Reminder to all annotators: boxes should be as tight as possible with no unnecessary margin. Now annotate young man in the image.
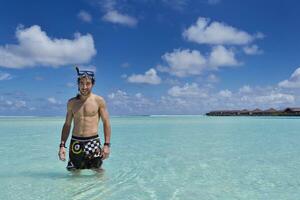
[58,67,111,171]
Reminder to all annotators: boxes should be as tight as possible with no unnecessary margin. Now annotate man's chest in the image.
[73,100,99,117]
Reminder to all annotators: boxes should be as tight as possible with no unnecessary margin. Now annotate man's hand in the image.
[101,145,110,160]
[58,147,66,161]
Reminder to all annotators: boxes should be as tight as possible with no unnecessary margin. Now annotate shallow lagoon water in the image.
[1,116,300,200]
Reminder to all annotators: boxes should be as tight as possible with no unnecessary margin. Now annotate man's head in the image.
[76,67,95,96]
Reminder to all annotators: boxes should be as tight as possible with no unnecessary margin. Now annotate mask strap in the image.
[75,66,80,76]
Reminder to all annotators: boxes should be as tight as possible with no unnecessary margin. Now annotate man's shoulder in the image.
[92,94,104,101]
[92,94,105,105]
[67,96,79,104]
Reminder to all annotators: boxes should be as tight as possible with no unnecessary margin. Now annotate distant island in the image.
[206,107,300,116]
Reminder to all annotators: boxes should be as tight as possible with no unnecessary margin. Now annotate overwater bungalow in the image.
[283,107,300,115]
[206,107,300,116]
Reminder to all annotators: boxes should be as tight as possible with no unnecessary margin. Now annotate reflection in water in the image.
[67,169,108,200]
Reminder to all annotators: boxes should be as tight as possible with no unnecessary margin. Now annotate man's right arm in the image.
[61,100,73,145]
[58,99,73,161]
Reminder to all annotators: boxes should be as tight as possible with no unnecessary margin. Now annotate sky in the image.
[1,0,300,116]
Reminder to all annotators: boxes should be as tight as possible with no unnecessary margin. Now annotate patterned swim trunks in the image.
[67,135,103,170]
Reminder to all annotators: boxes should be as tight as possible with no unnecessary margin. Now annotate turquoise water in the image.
[1,116,300,200]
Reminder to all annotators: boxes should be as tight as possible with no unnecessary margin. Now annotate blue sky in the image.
[1,0,300,116]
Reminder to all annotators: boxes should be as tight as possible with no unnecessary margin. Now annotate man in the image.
[58,67,111,171]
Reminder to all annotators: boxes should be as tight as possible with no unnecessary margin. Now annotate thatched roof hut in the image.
[264,108,277,113]
[252,108,262,113]
[284,107,300,113]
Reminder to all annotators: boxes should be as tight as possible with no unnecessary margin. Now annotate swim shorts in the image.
[67,135,103,170]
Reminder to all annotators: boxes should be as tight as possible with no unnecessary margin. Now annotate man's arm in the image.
[98,97,111,160]
[61,100,73,144]
[58,100,73,161]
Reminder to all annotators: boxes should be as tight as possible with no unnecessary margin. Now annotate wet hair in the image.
[77,75,95,85]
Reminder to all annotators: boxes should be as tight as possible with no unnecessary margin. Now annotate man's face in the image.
[79,77,93,96]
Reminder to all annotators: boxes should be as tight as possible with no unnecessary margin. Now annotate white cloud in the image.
[101,0,116,11]
[102,10,137,27]
[159,47,239,77]
[222,87,295,110]
[0,25,96,68]
[15,100,26,108]
[127,68,161,84]
[159,95,189,108]
[47,97,61,105]
[278,67,300,88]
[5,100,13,105]
[78,10,92,23]
[243,45,263,55]
[159,49,207,77]
[105,81,298,114]
[108,90,129,106]
[219,89,232,98]
[183,17,263,45]
[135,93,142,98]
[239,85,252,93]
[208,45,239,68]
[0,71,13,80]
[107,90,155,114]
[253,93,295,104]
[207,74,219,83]
[168,83,208,98]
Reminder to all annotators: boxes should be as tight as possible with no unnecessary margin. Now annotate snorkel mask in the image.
[75,66,95,85]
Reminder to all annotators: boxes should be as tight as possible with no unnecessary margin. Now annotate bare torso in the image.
[70,93,101,137]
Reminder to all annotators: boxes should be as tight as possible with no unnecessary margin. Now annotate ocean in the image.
[0,116,300,200]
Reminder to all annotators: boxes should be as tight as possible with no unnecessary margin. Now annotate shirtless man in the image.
[58,67,111,171]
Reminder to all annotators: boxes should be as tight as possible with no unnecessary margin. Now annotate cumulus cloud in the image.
[108,90,129,106]
[15,100,26,108]
[239,85,252,93]
[183,17,263,45]
[208,45,240,67]
[158,49,207,77]
[0,25,96,68]
[127,68,161,84]
[100,0,117,11]
[252,93,295,105]
[207,74,219,83]
[168,83,208,98]
[107,90,155,114]
[243,45,263,55]
[78,10,92,23]
[5,100,13,105]
[158,46,239,77]
[0,71,13,80]
[278,67,300,88]
[47,97,61,105]
[227,88,295,110]
[102,10,137,27]
[162,84,297,113]
[218,89,232,98]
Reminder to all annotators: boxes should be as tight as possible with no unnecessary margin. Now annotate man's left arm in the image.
[98,97,111,160]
